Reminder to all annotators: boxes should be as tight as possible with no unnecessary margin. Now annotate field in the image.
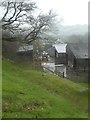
[2,59,88,118]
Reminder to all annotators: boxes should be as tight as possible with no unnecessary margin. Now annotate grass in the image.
[2,59,88,118]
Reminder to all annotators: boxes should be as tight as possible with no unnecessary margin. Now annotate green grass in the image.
[2,59,88,118]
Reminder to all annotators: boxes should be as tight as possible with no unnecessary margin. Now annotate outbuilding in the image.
[54,44,68,65]
[67,43,88,71]
[16,44,33,61]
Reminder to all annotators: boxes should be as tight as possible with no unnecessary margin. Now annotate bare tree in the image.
[1,0,37,32]
[0,1,58,43]
[23,10,57,43]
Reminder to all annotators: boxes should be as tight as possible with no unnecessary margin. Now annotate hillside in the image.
[59,24,88,36]
[2,59,88,118]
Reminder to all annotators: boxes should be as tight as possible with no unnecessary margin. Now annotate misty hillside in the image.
[59,24,88,36]
[57,24,88,43]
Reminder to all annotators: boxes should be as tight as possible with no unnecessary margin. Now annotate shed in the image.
[48,47,55,57]
[16,44,33,61]
[67,43,88,70]
[54,44,68,65]
[17,45,33,53]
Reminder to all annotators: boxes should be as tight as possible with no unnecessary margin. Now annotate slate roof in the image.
[68,43,88,59]
[54,44,67,53]
[17,45,33,52]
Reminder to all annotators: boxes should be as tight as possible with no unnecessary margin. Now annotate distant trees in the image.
[66,33,88,43]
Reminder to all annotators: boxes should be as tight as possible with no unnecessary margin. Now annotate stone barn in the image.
[3,41,19,60]
[54,44,68,65]
[16,44,33,62]
[67,43,88,71]
[48,46,55,57]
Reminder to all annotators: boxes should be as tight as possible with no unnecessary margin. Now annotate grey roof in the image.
[54,44,67,53]
[17,45,33,52]
[68,43,88,59]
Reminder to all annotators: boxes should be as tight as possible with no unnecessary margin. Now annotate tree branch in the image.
[8,2,17,22]
[2,2,10,21]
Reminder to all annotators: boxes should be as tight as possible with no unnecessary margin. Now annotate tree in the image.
[1,0,36,32]
[0,1,58,44]
[23,10,57,43]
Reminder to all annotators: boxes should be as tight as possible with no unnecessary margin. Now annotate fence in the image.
[42,65,66,78]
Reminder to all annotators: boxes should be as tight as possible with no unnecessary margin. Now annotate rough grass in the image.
[2,59,88,118]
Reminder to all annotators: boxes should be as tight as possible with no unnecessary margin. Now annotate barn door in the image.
[73,58,77,69]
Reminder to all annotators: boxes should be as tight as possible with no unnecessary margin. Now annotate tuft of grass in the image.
[2,59,88,118]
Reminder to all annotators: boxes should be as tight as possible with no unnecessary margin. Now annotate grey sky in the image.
[34,0,88,25]
[0,0,88,25]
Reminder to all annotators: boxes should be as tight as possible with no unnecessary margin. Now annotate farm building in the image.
[48,38,65,57]
[3,41,19,60]
[54,44,68,65]
[16,44,33,61]
[67,43,88,71]
[47,42,89,80]
[48,46,55,57]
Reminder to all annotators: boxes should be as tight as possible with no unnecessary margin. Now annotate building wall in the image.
[76,59,88,70]
[48,47,55,57]
[3,41,33,62]
[66,45,89,70]
[66,45,75,66]
[55,50,68,65]
[2,41,19,60]
[16,50,33,62]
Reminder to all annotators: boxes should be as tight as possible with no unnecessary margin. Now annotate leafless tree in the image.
[0,1,58,43]
[23,10,57,43]
[1,0,36,32]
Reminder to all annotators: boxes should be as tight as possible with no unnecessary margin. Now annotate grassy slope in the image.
[2,59,88,118]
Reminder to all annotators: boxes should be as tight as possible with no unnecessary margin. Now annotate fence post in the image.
[63,72,64,78]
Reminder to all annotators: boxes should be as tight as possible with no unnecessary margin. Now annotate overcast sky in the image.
[0,0,89,26]
[34,0,89,25]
